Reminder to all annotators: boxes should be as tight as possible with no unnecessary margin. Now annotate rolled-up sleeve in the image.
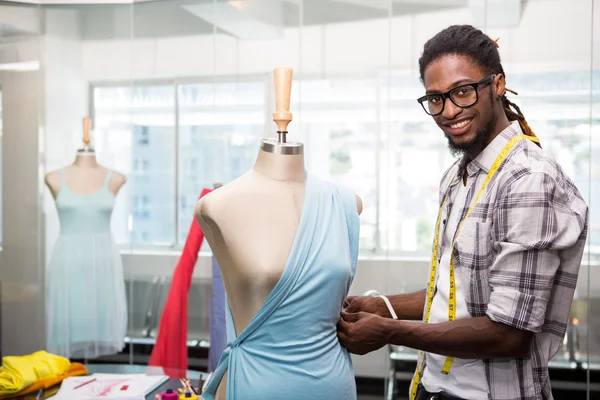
[486,171,588,333]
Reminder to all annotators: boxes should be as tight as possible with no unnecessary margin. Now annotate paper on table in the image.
[52,374,168,400]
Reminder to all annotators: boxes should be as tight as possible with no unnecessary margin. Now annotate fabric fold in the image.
[0,362,87,399]
[0,351,72,396]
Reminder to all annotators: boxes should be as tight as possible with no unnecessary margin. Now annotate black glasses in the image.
[417,74,495,116]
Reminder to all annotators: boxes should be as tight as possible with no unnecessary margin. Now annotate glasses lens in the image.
[450,85,477,107]
[425,94,443,115]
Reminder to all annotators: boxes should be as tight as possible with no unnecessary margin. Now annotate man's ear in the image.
[495,74,506,97]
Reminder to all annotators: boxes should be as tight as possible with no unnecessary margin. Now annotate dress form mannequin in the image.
[45,117,126,198]
[45,117,128,359]
[195,67,362,399]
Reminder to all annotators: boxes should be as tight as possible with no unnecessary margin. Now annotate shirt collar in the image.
[464,120,522,176]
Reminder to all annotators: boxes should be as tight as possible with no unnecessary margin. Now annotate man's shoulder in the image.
[508,140,569,181]
[501,139,585,205]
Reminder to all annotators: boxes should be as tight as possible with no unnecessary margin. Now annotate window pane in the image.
[507,71,599,250]
[295,78,378,252]
[93,85,176,246]
[177,80,266,244]
[381,74,455,254]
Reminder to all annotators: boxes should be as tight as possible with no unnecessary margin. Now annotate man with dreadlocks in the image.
[337,25,588,400]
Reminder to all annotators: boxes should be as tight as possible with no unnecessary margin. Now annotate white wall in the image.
[0,6,91,356]
[0,67,44,357]
[0,4,44,356]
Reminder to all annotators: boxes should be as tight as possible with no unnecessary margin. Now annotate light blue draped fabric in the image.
[202,174,359,400]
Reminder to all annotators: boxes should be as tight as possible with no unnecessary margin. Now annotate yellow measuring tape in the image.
[409,134,539,399]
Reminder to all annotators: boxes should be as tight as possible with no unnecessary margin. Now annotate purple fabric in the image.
[208,255,227,372]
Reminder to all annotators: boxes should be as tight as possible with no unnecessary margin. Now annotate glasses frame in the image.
[417,74,496,116]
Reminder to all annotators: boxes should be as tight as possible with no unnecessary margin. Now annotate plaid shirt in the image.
[426,121,588,400]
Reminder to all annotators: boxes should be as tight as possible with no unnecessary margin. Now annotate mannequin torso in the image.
[195,147,362,399]
[196,148,362,335]
[45,153,126,199]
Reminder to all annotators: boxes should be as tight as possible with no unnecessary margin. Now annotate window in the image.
[132,195,150,219]
[92,73,600,256]
[136,126,149,146]
[93,85,175,246]
[177,80,266,243]
[183,158,198,181]
[293,78,379,252]
[180,196,187,211]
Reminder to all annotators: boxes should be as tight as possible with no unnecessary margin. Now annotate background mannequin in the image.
[44,117,127,360]
[45,118,125,198]
[196,67,362,399]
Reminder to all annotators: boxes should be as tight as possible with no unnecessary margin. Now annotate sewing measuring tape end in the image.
[361,290,398,320]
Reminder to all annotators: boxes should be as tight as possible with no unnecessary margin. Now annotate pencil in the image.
[186,379,198,395]
[180,378,196,395]
[74,377,97,389]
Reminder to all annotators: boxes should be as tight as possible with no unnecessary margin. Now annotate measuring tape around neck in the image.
[409,134,539,400]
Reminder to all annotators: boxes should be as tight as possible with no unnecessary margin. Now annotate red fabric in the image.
[149,188,212,377]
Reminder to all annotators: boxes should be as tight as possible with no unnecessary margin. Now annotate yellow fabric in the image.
[0,351,70,395]
[0,362,87,400]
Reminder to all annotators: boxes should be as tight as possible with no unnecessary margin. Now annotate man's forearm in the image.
[384,316,532,359]
[384,289,426,320]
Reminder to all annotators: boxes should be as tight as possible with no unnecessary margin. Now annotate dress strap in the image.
[103,170,112,188]
[60,168,66,186]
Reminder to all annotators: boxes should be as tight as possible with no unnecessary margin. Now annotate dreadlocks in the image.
[418,24,538,141]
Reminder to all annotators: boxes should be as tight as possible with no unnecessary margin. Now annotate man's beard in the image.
[446,117,495,161]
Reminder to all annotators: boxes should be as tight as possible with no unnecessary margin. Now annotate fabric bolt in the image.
[208,255,227,372]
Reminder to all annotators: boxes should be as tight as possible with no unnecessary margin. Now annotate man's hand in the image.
[337,311,389,355]
[343,296,391,317]
[343,289,427,321]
